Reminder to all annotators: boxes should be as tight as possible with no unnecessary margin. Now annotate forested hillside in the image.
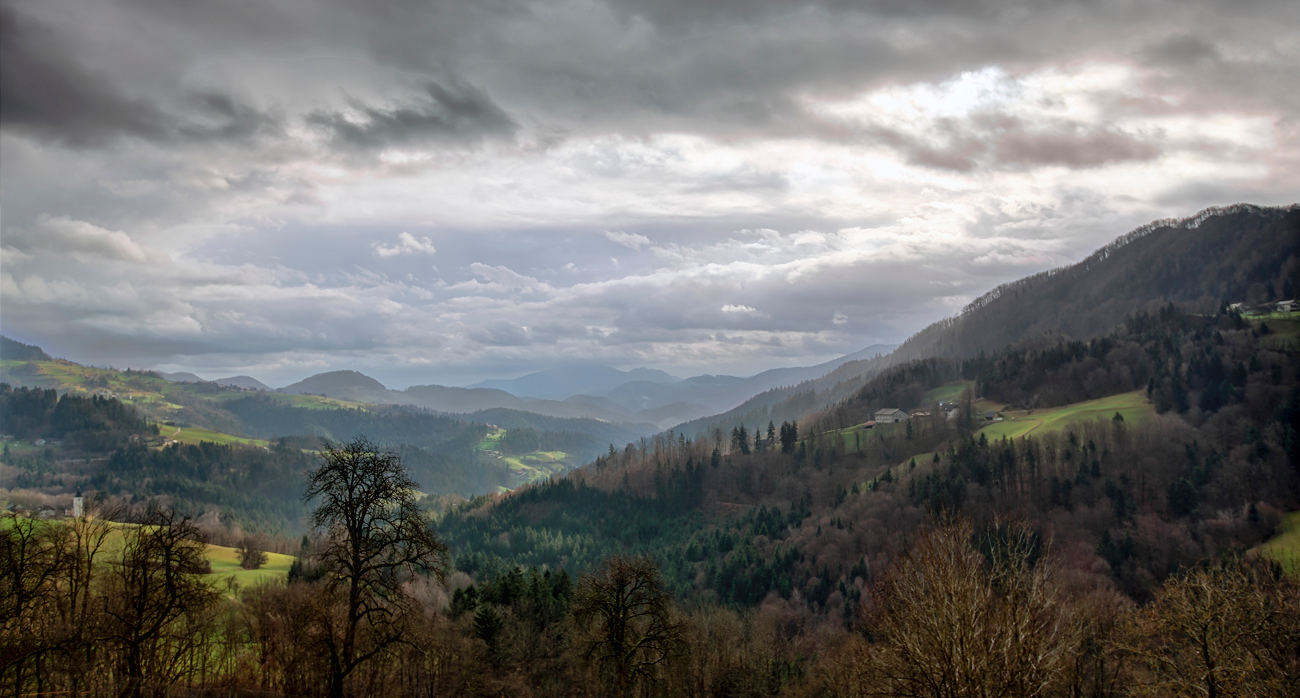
[0,378,626,530]
[891,203,1299,363]
[442,307,1299,603]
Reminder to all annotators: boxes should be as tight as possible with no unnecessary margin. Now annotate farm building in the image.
[874,408,909,423]
[1278,299,1297,312]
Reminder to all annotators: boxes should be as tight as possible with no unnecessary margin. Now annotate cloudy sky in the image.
[1,0,1297,388]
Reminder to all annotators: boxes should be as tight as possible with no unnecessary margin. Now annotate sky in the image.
[1,0,1298,389]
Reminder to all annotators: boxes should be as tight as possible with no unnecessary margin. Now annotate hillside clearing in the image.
[977,391,1152,440]
[157,423,271,448]
[923,380,972,404]
[1257,511,1300,576]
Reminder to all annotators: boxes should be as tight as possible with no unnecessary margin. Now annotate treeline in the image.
[6,511,1297,697]
[0,384,157,451]
[966,305,1293,417]
[97,440,316,531]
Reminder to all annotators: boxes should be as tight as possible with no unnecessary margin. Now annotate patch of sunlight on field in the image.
[978,391,1153,440]
[157,423,269,448]
[476,427,505,451]
[205,543,295,591]
[1256,511,1300,576]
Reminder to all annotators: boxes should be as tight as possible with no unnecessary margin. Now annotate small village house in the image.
[874,408,908,424]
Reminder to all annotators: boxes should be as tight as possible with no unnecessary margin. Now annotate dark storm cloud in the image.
[307,81,517,151]
[601,0,1013,28]
[0,5,168,147]
[0,5,280,148]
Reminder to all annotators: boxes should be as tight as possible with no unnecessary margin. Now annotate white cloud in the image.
[603,230,652,250]
[721,303,757,313]
[372,232,437,257]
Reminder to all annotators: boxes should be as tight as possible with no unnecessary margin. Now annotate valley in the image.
[3,204,1299,696]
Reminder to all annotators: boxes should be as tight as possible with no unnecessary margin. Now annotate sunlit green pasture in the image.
[977,391,1153,440]
[2,516,292,592]
[157,423,271,448]
[476,427,506,451]
[1256,511,1300,576]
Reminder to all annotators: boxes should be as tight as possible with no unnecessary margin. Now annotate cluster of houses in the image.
[4,494,84,521]
[1227,299,1296,314]
[864,402,966,429]
[857,397,998,428]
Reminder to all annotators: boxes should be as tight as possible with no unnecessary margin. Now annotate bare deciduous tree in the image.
[305,436,448,698]
[570,555,682,698]
[865,520,1081,697]
[100,508,219,698]
[1120,557,1300,697]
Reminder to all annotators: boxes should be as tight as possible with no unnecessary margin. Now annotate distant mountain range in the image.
[471,365,678,399]
[270,345,896,428]
[213,375,272,391]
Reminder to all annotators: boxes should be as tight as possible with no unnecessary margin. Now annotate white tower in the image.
[72,493,84,519]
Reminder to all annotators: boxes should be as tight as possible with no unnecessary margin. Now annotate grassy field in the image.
[205,542,294,590]
[503,450,569,477]
[977,391,1152,440]
[471,428,571,490]
[1,516,292,592]
[923,380,972,404]
[1256,511,1300,576]
[158,423,271,448]
[476,427,505,451]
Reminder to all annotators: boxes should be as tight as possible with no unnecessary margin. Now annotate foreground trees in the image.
[4,504,1299,696]
[101,510,219,698]
[1121,558,1300,697]
[571,555,682,697]
[305,436,449,698]
[863,521,1082,697]
[1,508,216,698]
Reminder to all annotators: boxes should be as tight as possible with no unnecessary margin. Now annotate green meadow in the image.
[2,516,293,592]
[977,391,1153,440]
[1257,511,1300,576]
[204,542,295,590]
[158,423,271,448]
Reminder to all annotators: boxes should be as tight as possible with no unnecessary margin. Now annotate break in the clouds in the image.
[1,0,1297,387]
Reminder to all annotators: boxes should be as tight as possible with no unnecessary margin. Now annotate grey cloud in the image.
[0,5,170,147]
[875,113,1163,172]
[0,5,280,147]
[1144,34,1221,65]
[602,0,1013,29]
[468,322,533,347]
[307,81,517,151]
